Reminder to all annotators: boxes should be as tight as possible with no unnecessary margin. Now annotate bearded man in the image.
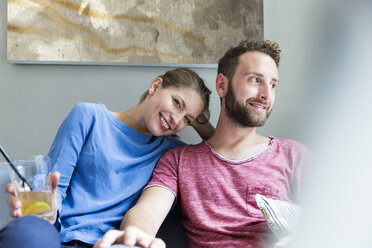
[95,40,310,248]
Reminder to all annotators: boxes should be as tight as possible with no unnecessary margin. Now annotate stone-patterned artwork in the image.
[7,0,263,65]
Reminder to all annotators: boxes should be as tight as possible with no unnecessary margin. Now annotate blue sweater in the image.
[48,102,185,244]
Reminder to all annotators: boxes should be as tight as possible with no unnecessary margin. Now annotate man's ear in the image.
[216,73,228,98]
[148,77,163,96]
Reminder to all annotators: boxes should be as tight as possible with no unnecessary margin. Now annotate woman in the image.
[2,68,213,248]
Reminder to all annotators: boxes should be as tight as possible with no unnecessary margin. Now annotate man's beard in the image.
[225,84,272,127]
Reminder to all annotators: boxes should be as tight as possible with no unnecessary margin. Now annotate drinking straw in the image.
[0,144,33,190]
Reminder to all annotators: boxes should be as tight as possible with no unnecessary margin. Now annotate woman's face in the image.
[144,83,204,136]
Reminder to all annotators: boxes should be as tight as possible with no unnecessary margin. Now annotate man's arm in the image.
[121,186,175,235]
[94,186,175,248]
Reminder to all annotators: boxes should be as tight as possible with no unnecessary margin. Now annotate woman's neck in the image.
[110,104,150,135]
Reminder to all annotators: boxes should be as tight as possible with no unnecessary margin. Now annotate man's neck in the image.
[207,115,271,161]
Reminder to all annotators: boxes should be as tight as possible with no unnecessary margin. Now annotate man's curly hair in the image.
[218,40,281,82]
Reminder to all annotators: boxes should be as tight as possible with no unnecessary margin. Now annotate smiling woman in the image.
[2,68,213,248]
[143,85,204,136]
[113,68,210,137]
[139,68,211,124]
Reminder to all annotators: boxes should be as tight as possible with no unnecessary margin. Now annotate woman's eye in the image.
[174,99,181,108]
[184,116,191,125]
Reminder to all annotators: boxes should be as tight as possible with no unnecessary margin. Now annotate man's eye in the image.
[251,77,259,83]
[174,99,181,108]
[271,83,277,88]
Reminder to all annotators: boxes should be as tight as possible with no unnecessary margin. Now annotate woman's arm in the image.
[48,103,91,213]
[191,116,215,140]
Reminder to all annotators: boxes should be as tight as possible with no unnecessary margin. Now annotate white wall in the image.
[289,0,372,247]
[266,1,372,247]
[262,0,316,141]
[0,0,314,228]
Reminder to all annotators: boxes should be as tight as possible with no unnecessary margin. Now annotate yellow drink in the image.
[17,191,53,220]
[7,155,55,221]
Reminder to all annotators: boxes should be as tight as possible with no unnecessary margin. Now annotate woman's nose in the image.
[170,113,185,127]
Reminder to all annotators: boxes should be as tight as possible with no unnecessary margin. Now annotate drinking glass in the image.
[6,155,54,221]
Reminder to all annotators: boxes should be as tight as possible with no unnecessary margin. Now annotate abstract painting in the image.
[7,0,263,65]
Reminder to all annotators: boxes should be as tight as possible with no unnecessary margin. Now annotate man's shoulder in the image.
[163,141,206,156]
[162,136,187,150]
[270,137,311,169]
[157,141,209,169]
[273,137,310,153]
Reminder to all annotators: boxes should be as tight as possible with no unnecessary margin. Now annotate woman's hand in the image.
[5,181,22,218]
[5,171,60,224]
[49,171,60,223]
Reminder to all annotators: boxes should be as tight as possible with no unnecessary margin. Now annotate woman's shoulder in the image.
[69,102,107,117]
[72,102,104,111]
[64,102,107,125]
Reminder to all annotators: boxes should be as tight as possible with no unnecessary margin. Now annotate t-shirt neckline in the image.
[203,136,275,164]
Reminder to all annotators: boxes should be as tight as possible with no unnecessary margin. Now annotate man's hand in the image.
[5,171,60,223]
[94,226,165,248]
[95,187,173,248]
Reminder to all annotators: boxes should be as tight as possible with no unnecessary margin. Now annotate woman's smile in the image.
[159,113,170,131]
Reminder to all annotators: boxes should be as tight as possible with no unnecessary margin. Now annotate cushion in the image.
[255,194,303,238]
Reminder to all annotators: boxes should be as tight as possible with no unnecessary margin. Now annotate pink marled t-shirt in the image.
[147,137,309,248]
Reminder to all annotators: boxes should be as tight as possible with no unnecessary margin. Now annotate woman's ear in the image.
[216,73,228,98]
[148,77,163,96]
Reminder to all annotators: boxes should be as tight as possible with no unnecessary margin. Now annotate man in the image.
[94,40,309,248]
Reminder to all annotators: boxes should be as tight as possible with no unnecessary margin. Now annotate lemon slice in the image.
[23,201,51,215]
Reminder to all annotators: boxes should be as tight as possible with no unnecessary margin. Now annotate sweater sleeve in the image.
[48,103,93,210]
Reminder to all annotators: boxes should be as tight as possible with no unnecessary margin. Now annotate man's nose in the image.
[258,83,270,100]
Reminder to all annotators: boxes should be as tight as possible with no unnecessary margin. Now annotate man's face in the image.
[225,51,279,127]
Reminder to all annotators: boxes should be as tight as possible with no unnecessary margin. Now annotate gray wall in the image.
[0,0,314,228]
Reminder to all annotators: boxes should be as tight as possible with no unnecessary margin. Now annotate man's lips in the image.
[159,114,170,131]
[248,102,267,112]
